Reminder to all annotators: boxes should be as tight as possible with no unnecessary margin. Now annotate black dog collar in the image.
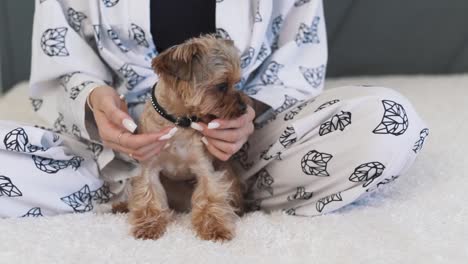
[150,84,199,128]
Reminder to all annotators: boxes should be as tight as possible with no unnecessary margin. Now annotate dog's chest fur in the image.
[140,103,208,182]
[155,131,205,181]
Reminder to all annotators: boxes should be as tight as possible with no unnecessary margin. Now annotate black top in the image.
[150,0,216,53]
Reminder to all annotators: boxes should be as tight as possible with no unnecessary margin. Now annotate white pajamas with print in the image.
[234,85,427,216]
[0,0,428,217]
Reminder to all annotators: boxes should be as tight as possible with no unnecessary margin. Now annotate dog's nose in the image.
[238,102,247,113]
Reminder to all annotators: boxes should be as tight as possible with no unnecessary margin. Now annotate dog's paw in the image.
[130,209,171,240]
[131,216,169,240]
[192,211,235,242]
[111,202,129,214]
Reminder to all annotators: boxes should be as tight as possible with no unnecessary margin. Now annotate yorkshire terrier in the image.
[118,35,250,242]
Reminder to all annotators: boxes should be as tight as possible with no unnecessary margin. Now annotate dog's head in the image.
[151,35,251,121]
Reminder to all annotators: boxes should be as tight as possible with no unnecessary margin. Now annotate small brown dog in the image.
[122,35,250,241]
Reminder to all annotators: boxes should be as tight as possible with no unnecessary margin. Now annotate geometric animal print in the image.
[3,127,45,153]
[102,0,119,8]
[40,27,69,57]
[22,207,43,217]
[261,61,284,85]
[32,155,84,174]
[295,16,320,46]
[241,47,255,69]
[314,99,340,112]
[301,150,333,177]
[255,169,274,196]
[373,100,409,136]
[0,175,22,197]
[412,128,429,153]
[70,81,93,100]
[299,64,325,88]
[118,64,145,90]
[130,23,149,48]
[287,187,313,201]
[319,111,352,136]
[279,126,297,148]
[349,161,386,188]
[316,192,342,213]
[67,8,87,32]
[107,29,129,52]
[60,185,93,213]
[294,0,311,7]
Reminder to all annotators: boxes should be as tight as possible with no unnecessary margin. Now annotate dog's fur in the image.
[118,35,250,242]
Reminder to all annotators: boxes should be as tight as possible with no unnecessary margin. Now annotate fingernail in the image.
[201,137,209,145]
[163,143,171,149]
[168,127,178,135]
[191,122,203,131]
[159,134,172,140]
[159,127,178,141]
[122,119,137,133]
[207,122,220,129]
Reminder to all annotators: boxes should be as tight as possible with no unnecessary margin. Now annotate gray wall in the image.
[0,52,2,91]
[1,0,468,93]
[324,0,468,76]
[0,0,34,94]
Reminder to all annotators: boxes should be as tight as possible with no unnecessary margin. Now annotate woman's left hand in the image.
[192,105,255,161]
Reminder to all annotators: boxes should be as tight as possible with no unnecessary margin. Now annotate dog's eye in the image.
[217,83,228,92]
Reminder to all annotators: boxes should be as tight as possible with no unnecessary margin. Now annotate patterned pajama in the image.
[0,121,105,217]
[0,0,429,217]
[234,85,428,216]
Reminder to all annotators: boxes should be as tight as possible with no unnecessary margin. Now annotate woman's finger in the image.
[133,141,166,157]
[198,127,242,142]
[94,111,132,143]
[139,144,166,161]
[205,105,255,130]
[94,110,123,142]
[98,119,175,149]
[103,140,166,161]
[197,122,253,142]
[201,137,231,161]
[119,127,177,149]
[90,86,137,133]
[99,96,138,133]
[203,137,243,155]
[102,140,135,156]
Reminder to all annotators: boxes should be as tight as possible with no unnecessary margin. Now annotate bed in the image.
[0,74,466,263]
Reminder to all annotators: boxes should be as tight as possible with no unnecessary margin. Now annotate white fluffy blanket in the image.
[0,75,466,264]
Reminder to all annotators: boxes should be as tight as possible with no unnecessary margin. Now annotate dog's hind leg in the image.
[128,166,172,240]
[190,158,239,242]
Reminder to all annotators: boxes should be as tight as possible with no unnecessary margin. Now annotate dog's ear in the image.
[151,41,204,81]
[221,39,235,47]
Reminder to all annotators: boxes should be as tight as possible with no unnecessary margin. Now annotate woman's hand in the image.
[88,86,176,161]
[192,105,255,161]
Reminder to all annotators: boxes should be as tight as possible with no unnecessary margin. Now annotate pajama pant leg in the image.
[0,121,106,218]
[233,86,429,216]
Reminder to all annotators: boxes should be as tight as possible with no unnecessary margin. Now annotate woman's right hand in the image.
[88,86,176,161]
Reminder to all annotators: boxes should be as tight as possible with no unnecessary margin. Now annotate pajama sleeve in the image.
[29,0,112,141]
[241,0,328,111]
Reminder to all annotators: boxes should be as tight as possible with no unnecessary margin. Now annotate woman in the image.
[0,0,428,217]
